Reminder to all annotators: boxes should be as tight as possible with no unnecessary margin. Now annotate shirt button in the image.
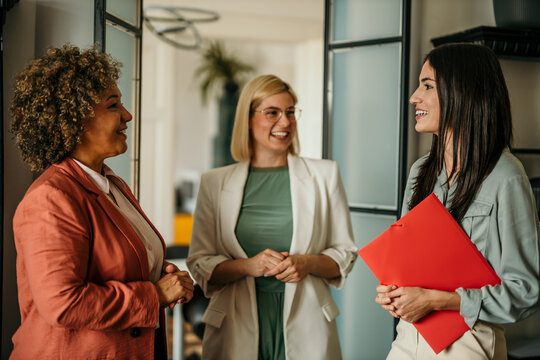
[130,327,141,338]
[147,245,152,251]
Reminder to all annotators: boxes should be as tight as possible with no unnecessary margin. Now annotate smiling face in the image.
[250,92,297,166]
[72,85,132,172]
[410,61,440,135]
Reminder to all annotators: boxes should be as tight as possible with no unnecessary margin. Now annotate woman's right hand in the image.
[208,249,288,286]
[155,270,194,308]
[375,284,460,323]
[246,249,288,278]
[375,284,399,318]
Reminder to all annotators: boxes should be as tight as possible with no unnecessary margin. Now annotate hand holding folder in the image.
[358,193,501,354]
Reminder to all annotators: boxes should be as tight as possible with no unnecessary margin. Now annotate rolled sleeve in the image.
[188,255,230,296]
[320,162,357,289]
[187,172,232,297]
[460,174,540,326]
[321,247,357,288]
[456,287,483,328]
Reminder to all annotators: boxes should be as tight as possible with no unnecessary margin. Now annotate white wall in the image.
[2,0,94,356]
[34,0,95,56]
[139,39,178,244]
[295,38,324,159]
[502,59,540,178]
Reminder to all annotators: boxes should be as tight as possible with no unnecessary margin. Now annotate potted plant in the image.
[194,40,254,167]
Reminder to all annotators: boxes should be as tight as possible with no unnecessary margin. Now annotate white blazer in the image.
[187,155,357,360]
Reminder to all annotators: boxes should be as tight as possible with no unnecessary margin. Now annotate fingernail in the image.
[391,285,397,290]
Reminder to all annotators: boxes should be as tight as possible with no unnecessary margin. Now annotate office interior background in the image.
[2,0,540,359]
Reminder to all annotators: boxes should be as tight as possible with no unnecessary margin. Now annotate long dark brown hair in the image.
[409,43,512,222]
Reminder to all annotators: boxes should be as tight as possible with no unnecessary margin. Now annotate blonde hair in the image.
[230,74,300,162]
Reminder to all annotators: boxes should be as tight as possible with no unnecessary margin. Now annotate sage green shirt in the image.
[235,166,293,292]
[403,150,540,328]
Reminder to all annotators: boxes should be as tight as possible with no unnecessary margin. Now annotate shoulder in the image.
[14,165,87,220]
[405,153,430,183]
[23,164,82,199]
[302,156,337,169]
[198,162,249,199]
[480,150,529,191]
[292,156,338,175]
[289,156,343,193]
[488,150,527,178]
[201,162,245,183]
[410,153,430,175]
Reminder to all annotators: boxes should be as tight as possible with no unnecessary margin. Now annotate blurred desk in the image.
[174,214,193,246]
[165,246,204,360]
[508,338,540,359]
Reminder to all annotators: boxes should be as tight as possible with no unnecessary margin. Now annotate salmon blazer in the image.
[187,155,358,360]
[11,158,165,360]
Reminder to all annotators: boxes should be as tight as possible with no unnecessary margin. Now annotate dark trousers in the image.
[154,328,167,360]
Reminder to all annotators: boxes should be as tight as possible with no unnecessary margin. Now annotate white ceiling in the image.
[143,0,325,43]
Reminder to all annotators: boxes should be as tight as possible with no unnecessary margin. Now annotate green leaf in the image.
[194,40,255,104]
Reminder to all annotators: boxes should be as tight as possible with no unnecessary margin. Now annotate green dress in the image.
[235,166,293,360]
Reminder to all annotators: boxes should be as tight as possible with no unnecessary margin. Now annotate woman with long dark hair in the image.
[376,43,539,359]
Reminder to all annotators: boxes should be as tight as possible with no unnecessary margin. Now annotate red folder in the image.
[358,193,501,354]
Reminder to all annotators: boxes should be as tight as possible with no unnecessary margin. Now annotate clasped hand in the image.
[155,262,194,309]
[375,285,433,323]
[249,249,310,283]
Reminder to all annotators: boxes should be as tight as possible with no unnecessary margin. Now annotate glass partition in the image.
[333,0,402,42]
[331,43,402,210]
[107,0,138,26]
[332,212,396,359]
[104,24,138,185]
[324,0,410,357]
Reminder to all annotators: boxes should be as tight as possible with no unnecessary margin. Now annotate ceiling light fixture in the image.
[143,6,219,50]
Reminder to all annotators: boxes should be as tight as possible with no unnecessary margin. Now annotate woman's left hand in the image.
[265,254,310,283]
[162,261,180,276]
[162,261,191,309]
[381,286,434,323]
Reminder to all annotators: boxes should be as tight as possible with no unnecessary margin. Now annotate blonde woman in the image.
[187,75,357,360]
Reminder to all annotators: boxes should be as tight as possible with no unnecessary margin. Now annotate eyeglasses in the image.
[251,107,302,122]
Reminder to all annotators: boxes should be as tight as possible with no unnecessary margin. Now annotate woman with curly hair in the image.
[10,44,194,359]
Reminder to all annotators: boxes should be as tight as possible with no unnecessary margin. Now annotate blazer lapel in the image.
[284,155,315,326]
[288,155,315,255]
[95,193,150,279]
[220,162,250,259]
[219,161,259,331]
[106,170,167,254]
[56,159,150,280]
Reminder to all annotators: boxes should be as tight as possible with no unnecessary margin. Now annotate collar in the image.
[71,158,110,194]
